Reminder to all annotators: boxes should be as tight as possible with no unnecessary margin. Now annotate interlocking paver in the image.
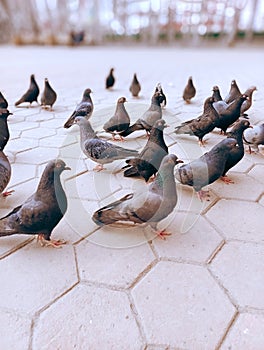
[0,243,77,314]
[132,261,235,349]
[32,284,143,349]
[0,309,31,350]
[206,199,264,242]
[210,241,264,309]
[221,313,264,350]
[152,212,223,263]
[76,240,155,288]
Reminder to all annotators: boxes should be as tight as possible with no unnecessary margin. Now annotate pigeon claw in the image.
[37,234,67,248]
[156,230,171,240]
[2,189,14,197]
[93,164,105,172]
[221,176,234,184]
[197,190,210,202]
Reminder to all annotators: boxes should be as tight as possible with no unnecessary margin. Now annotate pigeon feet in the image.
[93,164,105,172]
[2,189,14,197]
[156,230,171,240]
[37,234,67,248]
[197,190,210,202]
[221,176,234,184]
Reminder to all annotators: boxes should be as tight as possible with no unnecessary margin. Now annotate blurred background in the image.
[0,0,263,46]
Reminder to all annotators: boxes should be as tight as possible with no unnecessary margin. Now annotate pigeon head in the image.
[222,138,239,151]
[52,159,71,173]
[30,74,36,80]
[160,154,183,170]
[118,97,127,104]
[212,86,219,92]
[83,88,92,97]
[152,119,168,131]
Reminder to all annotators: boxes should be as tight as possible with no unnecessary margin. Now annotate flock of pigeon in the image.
[0,67,262,246]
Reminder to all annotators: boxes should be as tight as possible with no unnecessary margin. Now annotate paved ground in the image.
[0,45,263,349]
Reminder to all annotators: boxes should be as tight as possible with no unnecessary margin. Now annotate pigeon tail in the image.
[119,122,144,137]
[174,124,193,135]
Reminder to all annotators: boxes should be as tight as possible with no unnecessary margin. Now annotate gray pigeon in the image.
[174,97,219,146]
[212,85,229,114]
[0,109,12,151]
[64,88,93,128]
[222,119,251,183]
[41,78,57,110]
[0,91,8,108]
[243,123,264,153]
[103,97,130,141]
[105,68,115,89]
[123,119,168,182]
[183,76,196,103]
[0,150,12,197]
[92,154,183,238]
[15,74,39,107]
[155,83,167,108]
[120,91,163,137]
[74,117,139,171]
[129,73,141,97]
[215,94,248,134]
[240,86,257,116]
[0,159,70,247]
[224,80,241,104]
[175,138,238,201]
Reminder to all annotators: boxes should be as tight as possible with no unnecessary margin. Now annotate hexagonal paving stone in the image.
[221,313,264,350]
[132,261,235,349]
[65,170,122,201]
[0,309,31,350]
[76,241,155,288]
[205,199,264,242]
[9,163,37,187]
[248,164,264,184]
[152,212,223,263]
[32,284,143,349]
[0,242,77,315]
[21,127,57,139]
[210,241,264,309]
[15,147,59,164]
[5,137,39,154]
[211,175,263,201]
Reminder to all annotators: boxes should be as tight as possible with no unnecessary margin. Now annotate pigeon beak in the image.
[177,159,184,164]
[64,166,71,171]
[164,124,169,128]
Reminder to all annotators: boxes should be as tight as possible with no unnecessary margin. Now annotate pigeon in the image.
[129,73,141,97]
[41,78,57,110]
[64,88,93,128]
[240,86,257,116]
[212,85,230,114]
[92,154,183,239]
[215,94,248,134]
[15,74,39,107]
[155,83,167,108]
[224,79,241,104]
[120,91,163,137]
[243,123,264,153]
[0,159,70,247]
[103,97,130,141]
[175,138,239,201]
[221,119,251,183]
[123,119,168,182]
[105,68,115,89]
[0,150,12,197]
[0,109,12,151]
[0,91,8,108]
[182,76,196,103]
[74,117,139,171]
[174,97,219,146]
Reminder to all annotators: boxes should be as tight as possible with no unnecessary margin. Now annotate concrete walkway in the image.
[0,45,263,349]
